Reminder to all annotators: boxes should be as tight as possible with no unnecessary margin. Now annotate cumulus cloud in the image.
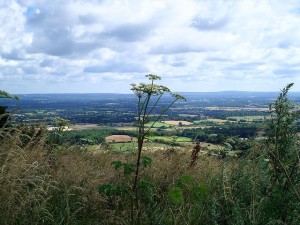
[1,0,300,93]
[84,59,148,73]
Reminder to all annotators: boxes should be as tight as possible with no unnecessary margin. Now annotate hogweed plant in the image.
[130,74,186,223]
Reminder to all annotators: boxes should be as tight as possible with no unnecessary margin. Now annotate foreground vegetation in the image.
[1,82,300,224]
[1,125,299,224]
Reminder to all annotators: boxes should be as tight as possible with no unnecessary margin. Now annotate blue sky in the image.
[1,0,300,93]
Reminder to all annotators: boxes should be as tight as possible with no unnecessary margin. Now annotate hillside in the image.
[0,84,299,224]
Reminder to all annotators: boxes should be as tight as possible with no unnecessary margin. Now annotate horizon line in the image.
[12,90,298,95]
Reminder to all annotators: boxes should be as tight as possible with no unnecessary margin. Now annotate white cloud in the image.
[1,0,300,93]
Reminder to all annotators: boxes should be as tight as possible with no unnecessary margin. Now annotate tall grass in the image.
[1,125,299,224]
[0,126,56,224]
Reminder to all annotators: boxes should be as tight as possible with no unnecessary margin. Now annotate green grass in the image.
[87,135,191,153]
[87,142,172,152]
[149,136,191,142]
[193,119,227,124]
[144,121,173,128]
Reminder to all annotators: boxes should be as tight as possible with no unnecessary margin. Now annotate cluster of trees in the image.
[171,123,259,144]
[61,128,136,145]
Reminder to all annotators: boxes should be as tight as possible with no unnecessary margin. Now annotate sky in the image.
[1,0,300,94]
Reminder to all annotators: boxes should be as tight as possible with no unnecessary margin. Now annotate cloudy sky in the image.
[1,0,300,94]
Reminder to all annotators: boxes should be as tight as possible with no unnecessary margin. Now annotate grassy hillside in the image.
[0,124,299,224]
[1,83,299,224]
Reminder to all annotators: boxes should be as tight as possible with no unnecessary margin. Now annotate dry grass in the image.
[105,135,137,143]
[0,126,226,224]
[162,120,192,125]
[0,127,56,224]
[73,124,100,130]
[143,148,223,188]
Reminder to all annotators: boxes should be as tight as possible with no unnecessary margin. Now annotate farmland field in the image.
[74,124,101,130]
[105,135,136,143]
[144,121,173,128]
[178,114,198,117]
[193,118,228,124]
[115,126,137,131]
[149,136,191,142]
[88,142,180,152]
[162,120,192,126]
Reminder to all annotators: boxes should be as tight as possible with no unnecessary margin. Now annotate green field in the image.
[149,136,191,142]
[193,118,228,124]
[200,142,222,150]
[88,142,175,152]
[144,121,173,128]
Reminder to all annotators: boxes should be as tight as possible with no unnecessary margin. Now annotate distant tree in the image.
[48,117,71,146]
[0,90,19,128]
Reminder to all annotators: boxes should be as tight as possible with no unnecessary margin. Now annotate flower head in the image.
[171,93,186,101]
[145,74,161,81]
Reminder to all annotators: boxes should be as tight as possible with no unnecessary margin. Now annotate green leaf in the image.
[177,175,194,189]
[145,131,155,137]
[139,180,154,189]
[98,184,117,196]
[142,156,152,168]
[190,183,209,203]
[116,183,129,195]
[111,161,123,170]
[123,163,135,175]
[168,187,184,205]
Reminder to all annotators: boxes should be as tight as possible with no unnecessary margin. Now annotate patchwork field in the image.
[109,142,174,152]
